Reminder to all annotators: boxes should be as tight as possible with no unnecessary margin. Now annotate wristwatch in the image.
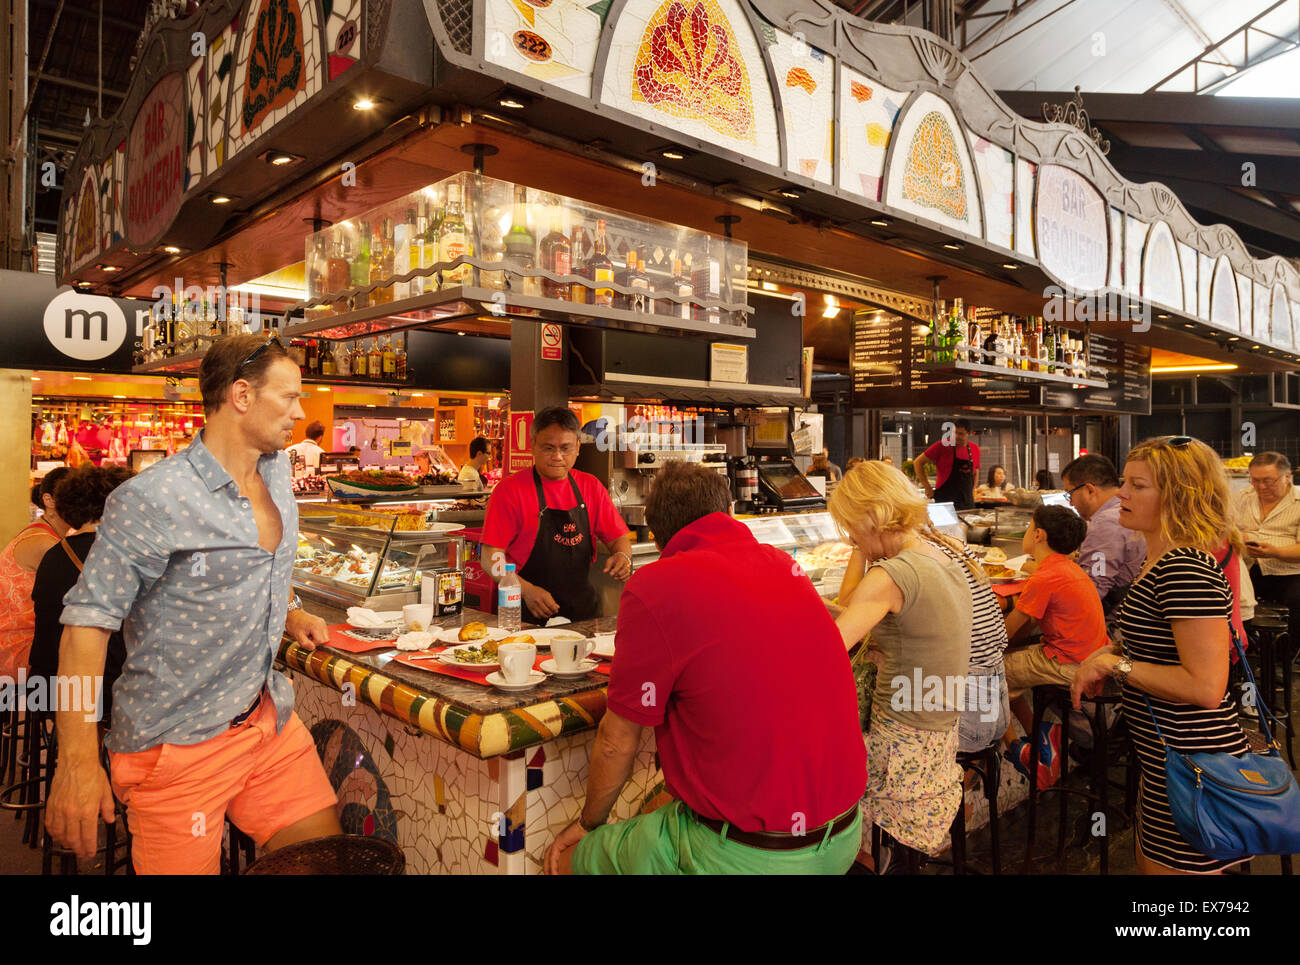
[287,595,303,612]
[1112,655,1133,688]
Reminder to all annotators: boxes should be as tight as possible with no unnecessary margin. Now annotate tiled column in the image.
[496,750,528,875]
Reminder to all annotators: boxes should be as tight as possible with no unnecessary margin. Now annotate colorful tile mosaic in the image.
[186,54,205,189]
[601,0,778,165]
[885,92,981,237]
[1141,220,1182,311]
[968,134,1012,249]
[69,169,99,273]
[1015,158,1035,257]
[205,21,237,170]
[484,0,604,97]
[837,65,903,201]
[766,25,833,182]
[324,0,362,80]
[225,0,322,165]
[1210,256,1240,330]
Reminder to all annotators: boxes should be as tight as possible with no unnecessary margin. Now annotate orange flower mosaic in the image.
[633,0,755,142]
[785,67,816,94]
[902,110,967,221]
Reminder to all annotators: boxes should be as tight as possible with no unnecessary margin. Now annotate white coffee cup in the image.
[497,642,536,684]
[403,604,434,632]
[550,634,595,672]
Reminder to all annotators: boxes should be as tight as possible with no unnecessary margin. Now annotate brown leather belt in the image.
[694,806,858,851]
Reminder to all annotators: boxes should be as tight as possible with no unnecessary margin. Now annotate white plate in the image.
[347,611,404,630]
[486,669,547,691]
[590,633,615,659]
[431,625,510,646]
[525,628,590,650]
[539,658,599,677]
[437,647,500,670]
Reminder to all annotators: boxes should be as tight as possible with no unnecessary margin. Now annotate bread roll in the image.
[983,546,1007,564]
[499,633,536,646]
[459,621,488,641]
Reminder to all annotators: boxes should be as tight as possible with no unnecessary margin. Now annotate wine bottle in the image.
[505,185,538,296]
[350,222,370,310]
[590,219,614,307]
[439,182,472,287]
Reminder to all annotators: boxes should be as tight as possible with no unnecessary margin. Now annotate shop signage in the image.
[438,397,469,407]
[43,290,130,362]
[125,72,186,247]
[540,323,563,360]
[710,342,748,383]
[507,411,534,473]
[1034,165,1108,294]
[3,270,145,373]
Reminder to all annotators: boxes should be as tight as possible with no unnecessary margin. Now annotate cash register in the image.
[754,458,827,513]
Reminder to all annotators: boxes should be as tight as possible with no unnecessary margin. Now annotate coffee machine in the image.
[608,441,730,535]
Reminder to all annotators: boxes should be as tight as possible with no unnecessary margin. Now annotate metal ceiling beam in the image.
[997,88,1300,129]
[33,72,125,99]
[1155,176,1300,249]
[1105,143,1300,198]
[1146,0,1299,94]
[29,0,141,34]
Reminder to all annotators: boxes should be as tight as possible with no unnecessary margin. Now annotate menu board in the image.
[1040,334,1151,414]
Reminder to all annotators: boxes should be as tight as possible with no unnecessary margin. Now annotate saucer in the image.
[486,670,547,691]
[539,658,598,678]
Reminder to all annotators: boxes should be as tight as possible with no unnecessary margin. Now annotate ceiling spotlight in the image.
[73,376,92,381]
[353,98,377,111]
[1228,336,1241,341]
[497,91,530,110]
[822,294,840,319]
[778,187,803,200]
[75,280,91,287]
[1183,323,1194,328]
[100,264,120,272]
[1000,263,1018,270]
[162,245,182,254]
[942,242,963,251]
[261,149,303,166]
[870,218,890,227]
[210,194,232,205]
[457,331,466,336]
[661,149,686,161]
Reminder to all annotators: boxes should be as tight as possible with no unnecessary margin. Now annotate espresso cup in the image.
[497,642,537,684]
[403,604,434,632]
[550,635,596,672]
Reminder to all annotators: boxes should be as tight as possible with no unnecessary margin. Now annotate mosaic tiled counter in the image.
[278,609,665,874]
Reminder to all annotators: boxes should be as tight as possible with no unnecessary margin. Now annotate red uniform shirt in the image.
[922,439,980,490]
[1015,552,1110,663]
[606,513,867,831]
[480,467,629,567]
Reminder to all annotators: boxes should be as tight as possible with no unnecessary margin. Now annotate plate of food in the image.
[326,470,420,498]
[438,642,501,670]
[981,562,1025,582]
[431,621,509,646]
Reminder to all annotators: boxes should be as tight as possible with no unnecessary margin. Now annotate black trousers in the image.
[1246,564,1300,646]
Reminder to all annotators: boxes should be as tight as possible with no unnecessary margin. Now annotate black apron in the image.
[933,444,976,510]
[517,469,598,624]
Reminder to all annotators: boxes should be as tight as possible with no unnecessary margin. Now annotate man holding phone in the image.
[1232,452,1300,646]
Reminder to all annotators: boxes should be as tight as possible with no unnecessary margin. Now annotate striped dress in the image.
[1119,547,1251,872]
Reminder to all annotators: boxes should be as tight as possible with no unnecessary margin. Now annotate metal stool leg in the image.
[1055,695,1069,870]
[1023,688,1046,873]
[1092,700,1110,875]
[985,748,1002,875]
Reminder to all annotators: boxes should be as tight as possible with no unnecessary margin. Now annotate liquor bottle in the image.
[370,219,394,306]
[350,223,370,310]
[395,336,408,380]
[308,237,328,305]
[670,255,693,320]
[382,336,397,378]
[396,206,417,299]
[439,181,472,287]
[982,317,998,367]
[307,339,320,376]
[994,316,1008,368]
[627,250,653,314]
[569,225,589,303]
[368,338,383,379]
[1056,329,1066,370]
[694,244,723,324]
[1036,319,1048,374]
[335,339,351,378]
[590,219,615,308]
[539,204,571,300]
[635,247,655,314]
[967,309,983,365]
[1026,317,1039,373]
[418,201,438,294]
[615,250,636,310]
[946,301,963,363]
[1043,323,1056,375]
[353,340,368,378]
[321,342,336,377]
[504,185,538,296]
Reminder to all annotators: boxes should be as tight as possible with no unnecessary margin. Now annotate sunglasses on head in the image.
[1165,436,1193,449]
[237,335,284,373]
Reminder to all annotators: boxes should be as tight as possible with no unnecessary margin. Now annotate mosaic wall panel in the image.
[767,25,834,183]
[1178,241,1198,319]
[1271,286,1293,349]
[68,169,99,275]
[226,0,324,164]
[1014,158,1035,257]
[484,0,605,98]
[1123,215,1147,299]
[1237,273,1252,343]
[837,65,904,201]
[884,91,982,238]
[108,148,125,249]
[1108,206,1123,289]
[1252,278,1270,342]
[1292,301,1300,351]
[290,671,662,874]
[97,157,117,254]
[968,134,1012,250]
[324,0,363,80]
[205,21,238,170]
[1210,256,1240,331]
[1141,220,1181,311]
[186,54,205,189]
[601,0,780,166]
[1198,252,1213,320]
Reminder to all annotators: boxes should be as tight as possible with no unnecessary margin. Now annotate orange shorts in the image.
[108,693,338,875]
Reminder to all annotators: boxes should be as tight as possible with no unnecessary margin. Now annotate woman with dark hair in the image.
[1035,469,1056,491]
[975,465,1008,501]
[0,468,72,676]
[30,465,134,723]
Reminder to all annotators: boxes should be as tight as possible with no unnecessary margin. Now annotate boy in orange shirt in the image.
[1002,505,1110,786]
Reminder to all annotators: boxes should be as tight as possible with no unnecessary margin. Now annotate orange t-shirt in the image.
[1014,553,1109,663]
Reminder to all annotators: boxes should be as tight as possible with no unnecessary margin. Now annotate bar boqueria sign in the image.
[61,0,1300,354]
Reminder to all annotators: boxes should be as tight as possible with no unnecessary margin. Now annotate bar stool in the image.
[0,710,52,848]
[1023,685,1135,874]
[224,820,258,875]
[243,835,405,874]
[950,740,1003,874]
[1246,611,1294,768]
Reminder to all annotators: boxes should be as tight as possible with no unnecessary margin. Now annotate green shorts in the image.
[571,800,861,875]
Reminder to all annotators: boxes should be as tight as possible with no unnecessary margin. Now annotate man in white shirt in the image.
[1232,450,1300,644]
[458,436,490,490]
[285,421,326,470]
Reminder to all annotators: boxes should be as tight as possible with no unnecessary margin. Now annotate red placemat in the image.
[324,625,400,654]
[991,581,1027,598]
[391,648,553,685]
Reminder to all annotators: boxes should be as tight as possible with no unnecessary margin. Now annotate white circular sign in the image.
[44,289,128,361]
[1035,164,1109,294]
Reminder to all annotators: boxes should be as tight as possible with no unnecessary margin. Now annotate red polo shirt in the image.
[922,439,980,490]
[606,513,867,831]
[481,467,629,567]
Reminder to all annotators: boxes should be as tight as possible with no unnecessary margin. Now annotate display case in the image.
[293,507,465,611]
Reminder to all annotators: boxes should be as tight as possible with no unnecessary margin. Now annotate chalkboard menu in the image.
[1040,334,1151,414]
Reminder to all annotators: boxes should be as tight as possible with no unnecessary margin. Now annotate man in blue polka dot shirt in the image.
[47,334,342,874]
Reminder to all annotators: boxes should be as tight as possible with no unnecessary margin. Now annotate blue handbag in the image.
[1142,625,1300,861]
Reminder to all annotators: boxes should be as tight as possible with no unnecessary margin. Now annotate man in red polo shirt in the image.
[914,418,980,510]
[543,463,866,874]
[481,406,632,622]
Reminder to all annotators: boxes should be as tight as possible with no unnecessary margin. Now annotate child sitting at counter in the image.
[1002,505,1109,787]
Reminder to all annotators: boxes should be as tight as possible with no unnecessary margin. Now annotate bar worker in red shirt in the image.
[481,406,632,622]
[544,462,866,874]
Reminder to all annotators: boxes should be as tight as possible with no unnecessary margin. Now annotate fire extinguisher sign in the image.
[508,411,534,473]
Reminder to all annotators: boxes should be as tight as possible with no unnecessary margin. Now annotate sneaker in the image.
[1003,738,1033,781]
[1036,722,1061,788]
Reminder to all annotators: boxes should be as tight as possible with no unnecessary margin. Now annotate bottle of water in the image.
[498,562,522,632]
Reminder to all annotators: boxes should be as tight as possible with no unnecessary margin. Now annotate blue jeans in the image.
[957,664,1009,753]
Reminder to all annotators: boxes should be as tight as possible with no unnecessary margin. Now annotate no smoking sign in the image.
[540,323,562,360]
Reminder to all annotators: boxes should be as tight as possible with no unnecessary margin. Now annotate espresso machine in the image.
[608,440,730,537]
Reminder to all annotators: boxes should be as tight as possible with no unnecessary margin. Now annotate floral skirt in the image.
[862,714,961,856]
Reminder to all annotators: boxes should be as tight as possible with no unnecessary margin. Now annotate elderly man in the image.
[543,462,866,874]
[1060,454,1146,619]
[1233,451,1300,644]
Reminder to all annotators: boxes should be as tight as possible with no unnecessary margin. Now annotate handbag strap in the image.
[58,536,84,572]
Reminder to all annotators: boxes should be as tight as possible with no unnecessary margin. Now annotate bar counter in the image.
[276,607,664,874]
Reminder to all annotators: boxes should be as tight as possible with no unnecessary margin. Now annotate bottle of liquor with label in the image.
[1042,323,1055,374]
[395,336,408,380]
[504,185,538,296]
[628,250,652,313]
[670,255,693,319]
[967,307,983,365]
[352,340,367,378]
[349,223,370,310]
[418,201,439,294]
[406,206,425,297]
[993,315,1008,368]
[368,339,383,379]
[320,342,336,377]
[439,182,472,287]
[982,316,999,367]
[335,338,351,378]
[370,220,395,306]
[539,204,571,300]
[590,219,615,307]
[306,339,320,376]
[694,245,723,324]
[569,225,589,304]
[309,237,328,310]
[947,299,964,363]
[1056,329,1067,371]
[382,336,397,378]
[1025,317,1039,373]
